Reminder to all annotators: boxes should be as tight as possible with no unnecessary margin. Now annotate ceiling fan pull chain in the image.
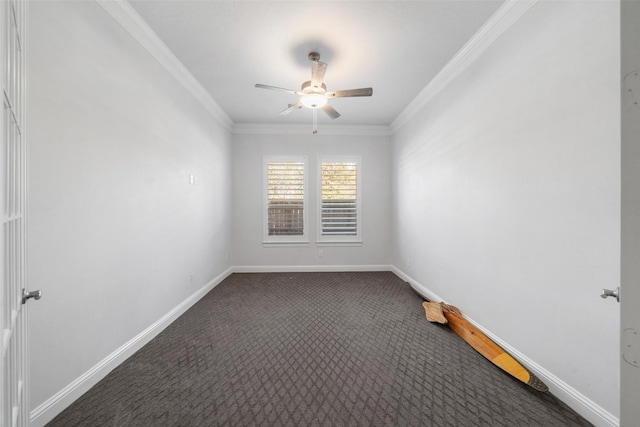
[313,109,318,134]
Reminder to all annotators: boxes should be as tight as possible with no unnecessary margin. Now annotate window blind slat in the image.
[267,161,305,236]
[320,162,358,237]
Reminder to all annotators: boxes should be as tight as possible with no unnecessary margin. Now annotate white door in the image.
[621,1,640,425]
[1,0,32,426]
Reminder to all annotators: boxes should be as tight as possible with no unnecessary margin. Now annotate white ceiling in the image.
[128,0,504,128]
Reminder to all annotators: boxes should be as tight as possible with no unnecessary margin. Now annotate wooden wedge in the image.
[422,301,447,324]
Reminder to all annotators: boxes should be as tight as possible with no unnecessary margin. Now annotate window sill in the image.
[316,241,363,247]
[262,241,310,248]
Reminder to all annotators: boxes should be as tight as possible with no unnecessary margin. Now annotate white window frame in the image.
[263,155,309,245]
[317,156,362,244]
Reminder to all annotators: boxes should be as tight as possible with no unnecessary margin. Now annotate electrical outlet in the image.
[318,249,324,257]
[407,258,411,268]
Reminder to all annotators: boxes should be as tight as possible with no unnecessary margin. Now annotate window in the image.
[318,157,361,243]
[263,156,308,243]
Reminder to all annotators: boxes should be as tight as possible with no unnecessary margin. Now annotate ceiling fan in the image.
[255,52,373,134]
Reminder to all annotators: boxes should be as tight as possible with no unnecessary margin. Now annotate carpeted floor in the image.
[48,272,593,426]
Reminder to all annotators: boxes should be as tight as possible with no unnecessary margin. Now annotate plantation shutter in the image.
[321,162,358,236]
[267,161,305,236]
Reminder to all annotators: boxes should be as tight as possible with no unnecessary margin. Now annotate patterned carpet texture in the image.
[48,272,593,426]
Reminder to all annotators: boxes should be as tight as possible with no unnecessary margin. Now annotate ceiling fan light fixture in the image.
[300,93,328,109]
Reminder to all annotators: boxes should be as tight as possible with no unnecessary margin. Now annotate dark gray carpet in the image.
[48,272,593,426]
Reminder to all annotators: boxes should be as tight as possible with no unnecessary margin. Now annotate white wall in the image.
[27,0,232,418]
[392,0,620,422]
[25,0,621,425]
[232,132,392,268]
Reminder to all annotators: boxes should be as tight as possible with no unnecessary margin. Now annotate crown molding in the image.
[390,0,538,134]
[95,0,536,137]
[96,0,233,131]
[232,123,392,137]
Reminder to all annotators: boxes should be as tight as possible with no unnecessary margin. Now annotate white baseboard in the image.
[29,267,233,427]
[391,266,619,427]
[30,265,618,427]
[232,264,395,273]
[390,265,447,303]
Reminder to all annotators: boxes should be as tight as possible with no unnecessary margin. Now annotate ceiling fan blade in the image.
[322,104,341,119]
[311,61,327,88]
[278,101,303,115]
[326,88,373,98]
[255,84,301,95]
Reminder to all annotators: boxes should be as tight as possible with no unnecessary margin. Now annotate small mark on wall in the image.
[623,328,640,368]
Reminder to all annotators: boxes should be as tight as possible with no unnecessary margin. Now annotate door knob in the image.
[22,289,42,304]
[600,287,619,302]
